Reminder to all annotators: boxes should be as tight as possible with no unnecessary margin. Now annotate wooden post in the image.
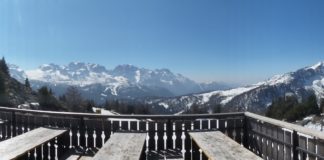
[79,117,85,149]
[11,111,16,137]
[243,116,249,149]
[292,130,299,160]
[166,119,173,149]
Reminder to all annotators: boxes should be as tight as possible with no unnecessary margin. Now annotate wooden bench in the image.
[0,127,67,160]
[92,132,146,160]
[189,131,262,160]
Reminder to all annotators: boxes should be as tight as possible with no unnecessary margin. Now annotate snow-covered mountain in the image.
[9,64,27,83]
[9,62,229,103]
[149,62,324,113]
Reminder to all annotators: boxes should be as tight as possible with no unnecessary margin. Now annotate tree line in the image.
[38,85,151,114]
[266,94,323,122]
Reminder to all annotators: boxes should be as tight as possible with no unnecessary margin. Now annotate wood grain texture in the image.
[92,132,146,160]
[65,155,80,160]
[189,131,262,160]
[79,156,93,160]
[0,127,67,160]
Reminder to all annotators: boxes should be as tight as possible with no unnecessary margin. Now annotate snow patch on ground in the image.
[197,85,259,105]
[158,102,169,109]
[92,107,118,115]
[304,122,324,132]
[161,79,174,85]
[101,93,107,97]
[135,70,141,83]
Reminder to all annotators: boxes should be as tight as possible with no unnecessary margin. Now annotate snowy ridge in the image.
[196,85,258,104]
[8,64,27,83]
[148,61,324,113]
[306,61,324,70]
[9,62,231,103]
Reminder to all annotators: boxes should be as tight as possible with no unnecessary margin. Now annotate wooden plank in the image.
[79,156,93,160]
[0,127,67,160]
[189,131,262,160]
[65,155,80,160]
[65,155,93,160]
[93,132,146,160]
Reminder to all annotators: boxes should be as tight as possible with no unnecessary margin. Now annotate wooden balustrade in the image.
[245,112,324,160]
[0,106,323,160]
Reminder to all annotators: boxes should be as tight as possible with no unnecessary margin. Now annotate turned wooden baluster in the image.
[27,115,30,132]
[100,119,105,147]
[5,114,9,139]
[69,127,73,149]
[85,126,89,149]
[110,120,114,135]
[191,121,194,130]
[225,120,228,135]
[77,127,80,147]
[34,148,37,159]
[154,122,158,151]
[47,142,51,160]
[216,119,219,129]
[0,117,3,139]
[181,123,186,158]
[119,120,122,130]
[233,119,237,141]
[101,130,105,147]
[240,119,244,145]
[163,123,167,150]
[93,129,97,148]
[172,122,176,149]
[55,137,58,160]
[145,121,149,156]
[41,144,44,160]
[10,116,13,138]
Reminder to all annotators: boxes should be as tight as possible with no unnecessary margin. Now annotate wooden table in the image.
[93,132,146,160]
[189,131,263,160]
[0,127,67,160]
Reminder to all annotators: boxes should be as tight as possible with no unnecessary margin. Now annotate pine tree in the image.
[0,57,9,76]
[0,72,5,95]
[25,78,31,88]
[64,86,84,112]
[0,72,9,106]
[320,99,324,113]
[38,86,62,111]
[212,104,222,113]
[84,99,95,113]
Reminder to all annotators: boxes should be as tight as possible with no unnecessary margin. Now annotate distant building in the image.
[18,102,40,110]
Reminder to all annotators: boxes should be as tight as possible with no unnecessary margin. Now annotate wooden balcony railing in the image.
[0,106,323,160]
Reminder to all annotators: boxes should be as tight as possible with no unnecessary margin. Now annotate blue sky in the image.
[1,0,324,84]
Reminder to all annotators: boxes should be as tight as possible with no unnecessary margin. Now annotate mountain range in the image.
[9,61,324,114]
[148,62,324,113]
[9,62,231,103]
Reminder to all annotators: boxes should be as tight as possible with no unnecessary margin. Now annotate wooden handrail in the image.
[245,112,324,140]
[0,106,244,120]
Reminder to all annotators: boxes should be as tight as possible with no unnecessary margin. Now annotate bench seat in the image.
[189,131,262,160]
[0,127,67,160]
[92,132,146,160]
